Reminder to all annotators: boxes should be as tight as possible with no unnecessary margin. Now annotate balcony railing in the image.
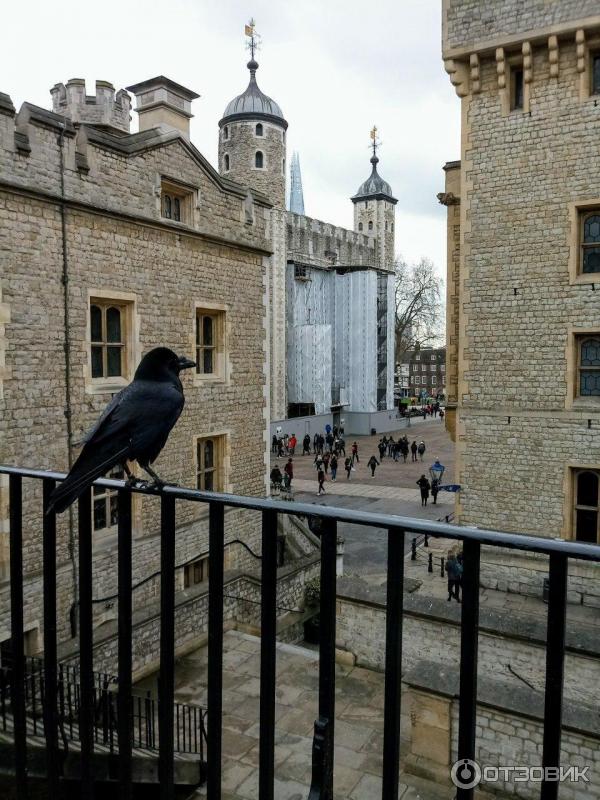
[2,464,600,800]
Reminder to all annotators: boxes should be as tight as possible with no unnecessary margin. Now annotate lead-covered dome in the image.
[352,155,396,203]
[220,59,288,129]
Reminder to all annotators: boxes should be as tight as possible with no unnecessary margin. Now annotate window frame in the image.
[571,468,600,544]
[254,150,264,170]
[195,434,228,493]
[87,291,137,393]
[184,556,210,589]
[576,334,600,400]
[193,302,227,385]
[255,123,263,137]
[160,179,194,225]
[92,466,124,535]
[224,153,230,172]
[566,329,600,408]
[579,210,600,276]
[510,65,524,111]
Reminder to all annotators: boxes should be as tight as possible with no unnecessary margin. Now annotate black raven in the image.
[48,347,196,514]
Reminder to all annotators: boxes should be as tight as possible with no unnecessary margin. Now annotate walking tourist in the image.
[418,441,426,461]
[431,478,440,504]
[367,455,380,477]
[410,440,418,462]
[284,458,294,488]
[317,467,326,495]
[351,441,359,464]
[344,456,353,479]
[446,552,462,602]
[416,474,430,506]
[302,434,311,455]
[330,454,338,481]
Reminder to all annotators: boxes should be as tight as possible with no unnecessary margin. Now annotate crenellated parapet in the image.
[443,8,600,107]
[285,211,377,270]
[50,79,131,134]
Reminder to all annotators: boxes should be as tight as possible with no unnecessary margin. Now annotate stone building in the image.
[402,345,446,400]
[218,54,398,436]
[440,1,600,580]
[0,76,318,666]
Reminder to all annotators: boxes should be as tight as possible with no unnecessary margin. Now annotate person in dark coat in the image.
[431,478,440,504]
[302,434,311,455]
[317,467,326,495]
[416,475,430,506]
[344,456,353,479]
[284,458,294,488]
[367,455,380,477]
[410,441,418,462]
[446,552,462,602]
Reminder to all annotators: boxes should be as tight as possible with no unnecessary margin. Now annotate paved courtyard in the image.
[273,416,456,575]
[141,630,454,800]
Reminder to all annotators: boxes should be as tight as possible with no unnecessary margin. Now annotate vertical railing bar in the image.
[9,474,27,799]
[31,668,37,735]
[117,489,133,799]
[207,501,225,800]
[78,489,94,798]
[308,518,337,800]
[176,703,180,752]
[541,553,568,800]
[259,508,278,800]
[381,527,405,800]
[456,539,481,800]
[158,494,176,800]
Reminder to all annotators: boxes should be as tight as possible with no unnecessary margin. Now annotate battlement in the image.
[50,79,131,134]
[285,210,377,270]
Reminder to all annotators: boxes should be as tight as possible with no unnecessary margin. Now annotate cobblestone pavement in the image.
[167,630,454,800]
[273,416,456,574]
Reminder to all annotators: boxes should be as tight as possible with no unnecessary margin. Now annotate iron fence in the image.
[1,464,600,800]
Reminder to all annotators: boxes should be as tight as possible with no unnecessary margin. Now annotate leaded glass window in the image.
[196,312,218,375]
[255,123,263,136]
[581,212,600,274]
[197,437,219,491]
[592,54,600,95]
[574,469,600,543]
[93,467,124,533]
[578,336,600,396]
[90,302,126,379]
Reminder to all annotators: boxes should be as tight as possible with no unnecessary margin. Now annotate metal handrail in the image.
[2,464,599,561]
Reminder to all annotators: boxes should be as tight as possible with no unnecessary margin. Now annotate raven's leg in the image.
[122,462,141,488]
[140,462,167,487]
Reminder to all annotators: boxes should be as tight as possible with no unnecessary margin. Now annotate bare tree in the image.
[394,256,444,364]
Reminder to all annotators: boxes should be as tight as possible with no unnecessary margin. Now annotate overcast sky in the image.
[2,0,460,272]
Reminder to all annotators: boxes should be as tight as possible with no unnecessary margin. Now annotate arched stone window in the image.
[368,221,373,231]
[358,222,363,232]
[255,123,263,136]
[255,151,264,169]
[282,158,285,176]
[574,469,600,543]
[223,125,229,140]
[581,212,600,273]
[224,154,230,172]
[578,336,600,396]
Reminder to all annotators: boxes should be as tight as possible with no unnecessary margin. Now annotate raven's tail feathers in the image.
[47,447,130,515]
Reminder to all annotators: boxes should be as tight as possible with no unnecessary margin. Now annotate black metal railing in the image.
[0,654,206,759]
[2,465,600,800]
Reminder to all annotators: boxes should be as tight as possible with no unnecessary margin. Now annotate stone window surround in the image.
[562,463,600,542]
[84,289,141,397]
[568,200,600,284]
[252,150,266,171]
[577,31,600,101]
[193,431,231,494]
[160,177,196,226]
[223,154,230,172]
[565,327,600,410]
[191,301,229,387]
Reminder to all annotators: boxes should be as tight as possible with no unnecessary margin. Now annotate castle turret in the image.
[351,128,397,270]
[218,23,287,209]
[50,79,131,134]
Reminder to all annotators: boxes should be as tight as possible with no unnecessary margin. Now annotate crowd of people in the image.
[270,424,443,499]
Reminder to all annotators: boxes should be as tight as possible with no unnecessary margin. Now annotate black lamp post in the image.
[429,460,445,485]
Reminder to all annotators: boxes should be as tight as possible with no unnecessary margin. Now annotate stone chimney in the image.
[50,79,131,134]
[125,76,200,137]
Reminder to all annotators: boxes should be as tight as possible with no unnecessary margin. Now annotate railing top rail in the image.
[3,464,600,562]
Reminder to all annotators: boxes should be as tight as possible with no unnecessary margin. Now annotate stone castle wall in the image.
[0,96,271,648]
[442,15,600,546]
[443,0,600,56]
[286,210,376,268]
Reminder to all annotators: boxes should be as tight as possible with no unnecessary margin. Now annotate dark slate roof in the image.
[220,60,287,129]
[352,155,396,204]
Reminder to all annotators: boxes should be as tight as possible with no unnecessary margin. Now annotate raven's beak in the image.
[177,356,197,371]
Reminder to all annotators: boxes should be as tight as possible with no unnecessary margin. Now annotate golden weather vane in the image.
[370,125,381,158]
[245,18,261,59]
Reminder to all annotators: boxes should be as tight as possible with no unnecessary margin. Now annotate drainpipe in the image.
[57,122,78,633]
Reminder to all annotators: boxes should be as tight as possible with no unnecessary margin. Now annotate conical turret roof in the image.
[220,59,287,129]
[352,154,396,204]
